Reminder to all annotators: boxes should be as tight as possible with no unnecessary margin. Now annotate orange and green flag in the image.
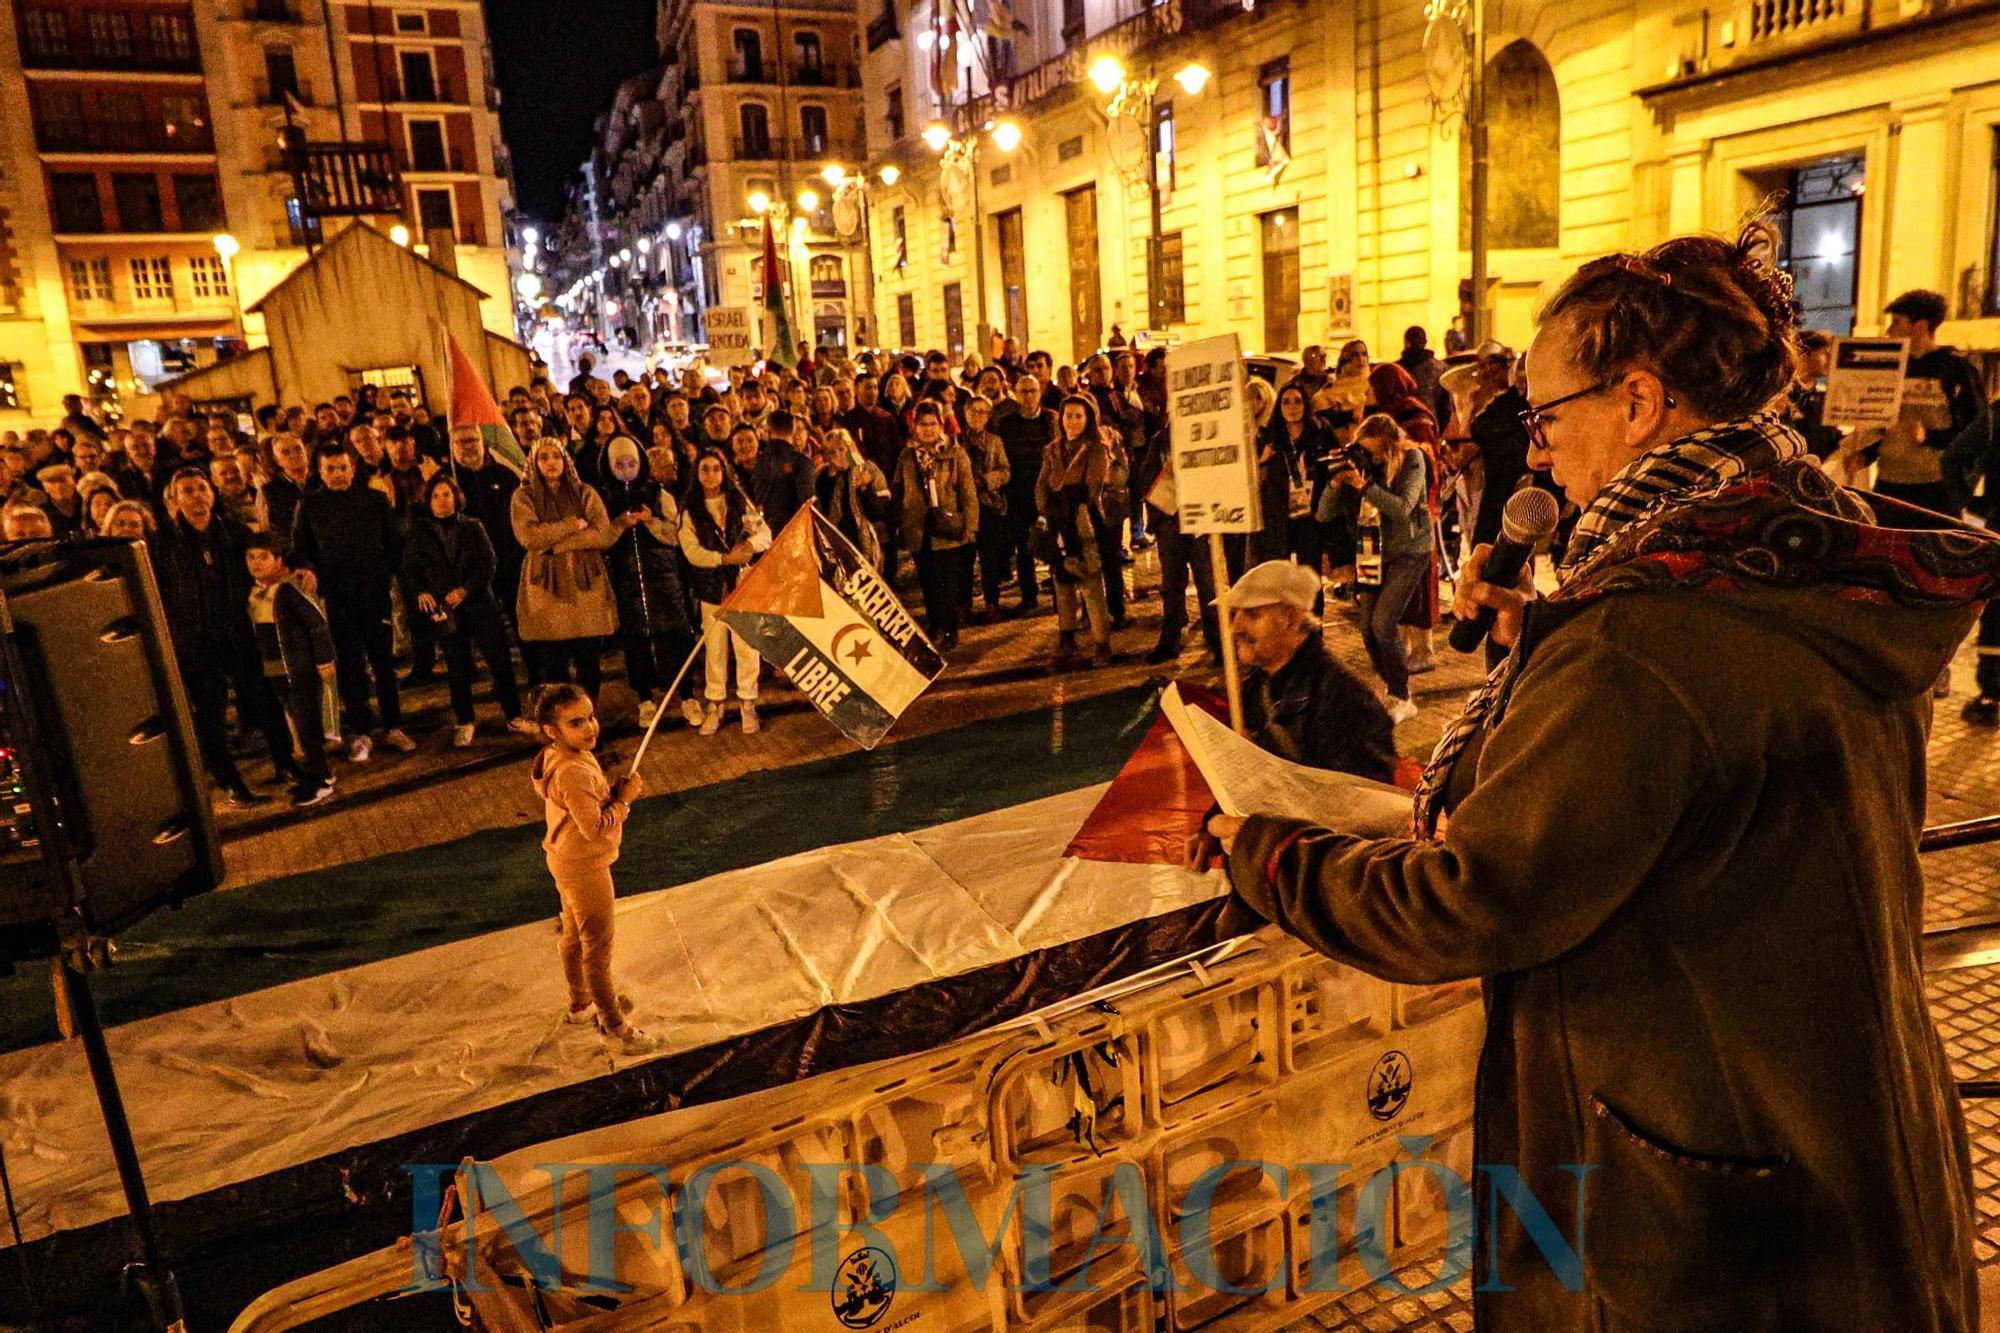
[446,331,526,474]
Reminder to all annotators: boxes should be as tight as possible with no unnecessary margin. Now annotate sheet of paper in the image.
[1162,683,1415,837]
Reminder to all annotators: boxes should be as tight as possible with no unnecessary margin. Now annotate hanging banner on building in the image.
[707,307,757,368]
[1823,336,1908,427]
[1167,333,1259,535]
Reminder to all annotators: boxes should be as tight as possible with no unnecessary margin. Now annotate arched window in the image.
[1461,40,1560,249]
[731,29,762,80]
[739,103,770,157]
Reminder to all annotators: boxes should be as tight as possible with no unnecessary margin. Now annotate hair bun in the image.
[1731,219,1800,336]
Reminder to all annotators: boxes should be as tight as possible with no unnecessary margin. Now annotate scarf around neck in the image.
[1412,411,1963,836]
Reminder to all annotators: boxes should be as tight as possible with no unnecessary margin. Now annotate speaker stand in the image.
[57,953,186,1333]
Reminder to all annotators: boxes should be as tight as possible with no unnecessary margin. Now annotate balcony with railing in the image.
[371,72,464,105]
[727,59,771,84]
[732,136,778,161]
[37,119,216,156]
[19,42,202,76]
[402,146,470,174]
[1641,0,2000,94]
[238,0,306,21]
[790,62,860,89]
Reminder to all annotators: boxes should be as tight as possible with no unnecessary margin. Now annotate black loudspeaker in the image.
[0,538,222,962]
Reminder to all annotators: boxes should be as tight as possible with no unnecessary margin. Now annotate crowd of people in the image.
[0,284,1990,813]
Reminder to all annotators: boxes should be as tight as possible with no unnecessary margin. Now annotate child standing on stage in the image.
[528,683,651,1048]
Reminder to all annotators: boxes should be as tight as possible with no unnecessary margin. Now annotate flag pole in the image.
[627,636,708,774]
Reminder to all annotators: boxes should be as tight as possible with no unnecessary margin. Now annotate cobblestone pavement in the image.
[205,541,2000,1330]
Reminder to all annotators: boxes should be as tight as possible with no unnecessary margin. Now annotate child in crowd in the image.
[244,535,338,807]
[528,683,651,1048]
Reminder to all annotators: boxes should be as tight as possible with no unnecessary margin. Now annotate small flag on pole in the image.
[445,331,526,474]
[760,216,796,370]
[719,507,944,749]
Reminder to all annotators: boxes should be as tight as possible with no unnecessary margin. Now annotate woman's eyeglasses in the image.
[1518,383,1609,451]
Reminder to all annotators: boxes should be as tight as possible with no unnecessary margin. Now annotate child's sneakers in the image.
[637,699,659,729]
[507,716,541,738]
[698,703,723,736]
[451,723,476,748]
[680,698,706,727]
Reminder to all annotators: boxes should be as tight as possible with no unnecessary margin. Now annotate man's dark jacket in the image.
[290,485,400,604]
[1244,635,1398,784]
[152,514,259,668]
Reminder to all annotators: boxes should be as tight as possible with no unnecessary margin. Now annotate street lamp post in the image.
[1466,0,1489,344]
[1094,57,1211,336]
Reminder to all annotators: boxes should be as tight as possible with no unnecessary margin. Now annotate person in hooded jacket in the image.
[600,436,696,730]
[1204,224,1993,1333]
[404,472,535,746]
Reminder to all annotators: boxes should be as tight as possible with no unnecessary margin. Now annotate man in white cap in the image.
[1219,560,1398,783]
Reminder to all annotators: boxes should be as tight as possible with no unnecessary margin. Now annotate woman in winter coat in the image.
[813,426,891,568]
[677,448,765,736]
[1369,360,1445,668]
[1034,394,1113,669]
[895,400,979,650]
[404,472,534,745]
[600,436,695,729]
[1264,381,1333,572]
[511,439,619,698]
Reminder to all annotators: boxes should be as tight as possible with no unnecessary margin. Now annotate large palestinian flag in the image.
[718,506,944,748]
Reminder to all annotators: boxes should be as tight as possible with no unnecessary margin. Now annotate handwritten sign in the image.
[1823,337,1908,427]
[1167,334,1259,535]
[707,307,756,368]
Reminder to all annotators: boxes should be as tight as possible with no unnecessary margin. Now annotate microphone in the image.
[1448,485,1560,654]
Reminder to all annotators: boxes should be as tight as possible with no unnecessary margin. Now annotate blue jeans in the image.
[1357,554,1426,700]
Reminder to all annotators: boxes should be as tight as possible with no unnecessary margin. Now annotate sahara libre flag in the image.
[760,215,797,370]
[719,507,944,749]
[446,330,526,473]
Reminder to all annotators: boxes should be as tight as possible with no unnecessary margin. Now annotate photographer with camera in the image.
[1323,413,1430,724]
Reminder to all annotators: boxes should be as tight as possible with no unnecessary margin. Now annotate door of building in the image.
[1064,187,1101,362]
[995,207,1027,341]
[1260,208,1300,352]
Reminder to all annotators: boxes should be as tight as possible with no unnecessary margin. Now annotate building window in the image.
[85,11,133,61]
[0,365,19,413]
[896,292,916,347]
[1062,0,1085,44]
[1156,231,1185,325]
[50,174,102,232]
[286,197,322,247]
[731,29,763,81]
[173,175,223,231]
[100,91,147,150]
[1772,155,1865,334]
[1154,102,1176,196]
[189,254,230,299]
[159,95,206,149]
[264,47,301,102]
[942,214,956,260]
[67,258,112,302]
[885,84,904,142]
[147,13,193,65]
[739,104,771,157]
[1460,40,1560,250]
[34,88,86,149]
[130,256,174,302]
[408,119,448,171]
[794,31,822,80]
[1987,128,2000,317]
[942,282,964,354]
[399,49,438,101]
[21,9,69,63]
[800,105,829,155]
[1258,59,1291,161]
[892,206,907,269]
[415,187,456,235]
[113,173,165,231]
[394,10,427,33]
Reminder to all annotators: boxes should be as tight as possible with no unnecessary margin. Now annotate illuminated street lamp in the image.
[522,225,540,246]
[748,190,771,214]
[990,120,1023,153]
[609,251,624,268]
[390,224,411,246]
[878,164,901,187]
[821,163,847,187]
[921,121,952,153]
[1174,62,1213,96]
[797,188,820,213]
[211,233,240,260]
[617,247,631,264]
[1089,55,1128,94]
[666,221,684,241]
[516,273,543,301]
[636,236,652,254]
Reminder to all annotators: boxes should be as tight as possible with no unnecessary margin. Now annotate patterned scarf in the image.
[1410,411,2000,836]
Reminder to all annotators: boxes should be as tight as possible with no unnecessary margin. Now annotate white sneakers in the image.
[740,702,760,735]
[680,698,706,727]
[506,717,540,737]
[348,735,372,763]
[384,727,417,753]
[637,699,659,729]
[1388,698,1420,725]
[451,723,476,748]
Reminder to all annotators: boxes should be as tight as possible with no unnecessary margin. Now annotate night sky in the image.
[485,0,659,222]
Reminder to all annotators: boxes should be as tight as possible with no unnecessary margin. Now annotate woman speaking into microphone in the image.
[1203,223,1998,1331]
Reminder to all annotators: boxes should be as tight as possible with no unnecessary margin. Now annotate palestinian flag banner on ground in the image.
[719,506,944,748]
[445,330,527,474]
